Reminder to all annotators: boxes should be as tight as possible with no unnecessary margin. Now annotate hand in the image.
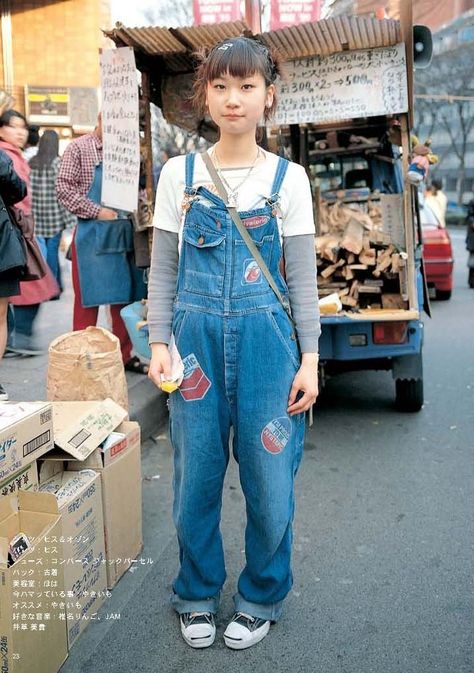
[148,343,172,390]
[98,207,118,220]
[287,353,319,416]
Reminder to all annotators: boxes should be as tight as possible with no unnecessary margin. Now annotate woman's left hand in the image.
[287,353,319,416]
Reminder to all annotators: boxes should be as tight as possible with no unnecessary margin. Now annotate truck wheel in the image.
[436,289,451,300]
[395,378,423,412]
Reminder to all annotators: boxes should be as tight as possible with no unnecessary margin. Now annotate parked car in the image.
[420,200,454,300]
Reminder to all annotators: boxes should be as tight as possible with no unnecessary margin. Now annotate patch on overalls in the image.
[242,259,262,285]
[261,417,292,455]
[242,215,269,229]
[179,354,211,401]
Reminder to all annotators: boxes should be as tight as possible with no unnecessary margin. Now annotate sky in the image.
[110,0,151,26]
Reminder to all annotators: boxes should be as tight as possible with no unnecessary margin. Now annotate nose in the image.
[225,87,241,107]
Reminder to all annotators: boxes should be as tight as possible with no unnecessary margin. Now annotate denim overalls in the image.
[169,153,306,622]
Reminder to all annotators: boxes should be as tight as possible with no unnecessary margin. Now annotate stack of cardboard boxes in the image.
[0,399,143,673]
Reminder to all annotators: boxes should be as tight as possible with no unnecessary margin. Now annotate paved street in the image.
[6,230,473,673]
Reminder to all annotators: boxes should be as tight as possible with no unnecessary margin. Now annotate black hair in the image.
[29,129,59,170]
[0,109,27,127]
[27,124,40,147]
[192,37,282,122]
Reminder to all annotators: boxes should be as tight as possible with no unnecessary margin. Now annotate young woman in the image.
[30,129,75,293]
[0,110,58,355]
[148,37,320,650]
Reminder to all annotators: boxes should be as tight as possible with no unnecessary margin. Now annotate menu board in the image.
[273,43,408,125]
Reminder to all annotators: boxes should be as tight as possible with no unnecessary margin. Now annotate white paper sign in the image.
[273,43,408,125]
[100,47,140,212]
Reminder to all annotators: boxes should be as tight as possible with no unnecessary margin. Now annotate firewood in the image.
[320,259,345,278]
[391,253,401,273]
[349,280,360,298]
[341,218,365,254]
[381,294,407,309]
[348,264,368,271]
[343,266,355,280]
[338,287,350,297]
[346,253,356,265]
[358,249,376,266]
[369,231,392,247]
[373,245,395,277]
[358,285,382,294]
[341,295,358,308]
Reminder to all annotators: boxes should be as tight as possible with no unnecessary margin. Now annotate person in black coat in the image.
[0,148,27,399]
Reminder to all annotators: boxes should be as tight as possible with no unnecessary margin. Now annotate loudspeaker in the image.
[413,25,433,69]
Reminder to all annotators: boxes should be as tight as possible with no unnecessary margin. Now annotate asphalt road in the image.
[61,228,473,673]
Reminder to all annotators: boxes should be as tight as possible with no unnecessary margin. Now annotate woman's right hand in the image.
[148,342,172,389]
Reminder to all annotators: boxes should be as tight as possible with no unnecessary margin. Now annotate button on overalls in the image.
[169,153,305,622]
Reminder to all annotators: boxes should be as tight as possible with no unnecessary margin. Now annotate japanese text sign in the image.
[100,47,140,213]
[193,0,241,24]
[273,43,409,125]
[270,0,321,30]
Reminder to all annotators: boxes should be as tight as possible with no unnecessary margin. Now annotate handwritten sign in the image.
[100,47,140,213]
[273,43,408,125]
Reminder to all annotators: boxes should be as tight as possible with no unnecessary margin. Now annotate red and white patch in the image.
[179,354,211,401]
[261,417,292,455]
[243,215,269,229]
[242,259,262,285]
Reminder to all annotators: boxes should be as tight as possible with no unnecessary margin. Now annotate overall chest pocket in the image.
[232,233,274,297]
[182,225,226,297]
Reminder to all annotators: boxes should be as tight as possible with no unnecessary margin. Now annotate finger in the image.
[287,391,316,415]
[287,382,300,407]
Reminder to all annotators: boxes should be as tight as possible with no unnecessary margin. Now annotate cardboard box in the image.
[38,468,108,649]
[60,421,143,589]
[47,401,142,589]
[0,492,68,673]
[0,462,38,498]
[0,402,53,482]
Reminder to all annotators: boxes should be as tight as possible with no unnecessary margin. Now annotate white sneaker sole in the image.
[180,622,216,649]
[224,621,270,650]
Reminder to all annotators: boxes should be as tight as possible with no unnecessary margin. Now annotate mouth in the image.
[223,115,243,119]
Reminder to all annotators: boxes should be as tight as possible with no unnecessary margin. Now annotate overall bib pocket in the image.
[182,224,225,297]
[232,234,274,297]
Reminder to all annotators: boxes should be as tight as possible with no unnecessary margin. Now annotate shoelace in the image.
[184,611,213,626]
[232,612,265,631]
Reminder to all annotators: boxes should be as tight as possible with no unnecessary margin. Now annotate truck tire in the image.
[395,378,423,412]
[436,289,452,300]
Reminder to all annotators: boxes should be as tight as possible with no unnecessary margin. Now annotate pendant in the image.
[227,192,237,208]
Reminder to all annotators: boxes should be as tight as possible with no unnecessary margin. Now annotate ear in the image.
[266,83,275,108]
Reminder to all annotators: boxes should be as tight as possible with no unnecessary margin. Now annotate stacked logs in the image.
[316,200,408,311]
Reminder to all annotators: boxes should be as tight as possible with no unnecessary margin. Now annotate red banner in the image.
[270,0,321,30]
[193,0,241,25]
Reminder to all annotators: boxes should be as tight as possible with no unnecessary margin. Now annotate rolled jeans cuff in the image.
[233,592,284,623]
[170,591,220,615]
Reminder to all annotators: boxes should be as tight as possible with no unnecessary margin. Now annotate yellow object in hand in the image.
[161,380,180,393]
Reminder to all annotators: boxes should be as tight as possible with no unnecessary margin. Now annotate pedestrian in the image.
[0,109,59,356]
[465,198,474,288]
[56,114,149,374]
[147,37,320,650]
[0,148,27,399]
[23,124,40,162]
[29,129,75,294]
[425,178,448,228]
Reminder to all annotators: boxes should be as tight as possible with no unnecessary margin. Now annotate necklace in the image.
[212,146,261,207]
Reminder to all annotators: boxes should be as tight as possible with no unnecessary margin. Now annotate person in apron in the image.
[148,38,320,650]
[57,117,147,373]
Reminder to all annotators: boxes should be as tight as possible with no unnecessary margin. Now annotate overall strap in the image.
[268,157,289,204]
[184,153,196,193]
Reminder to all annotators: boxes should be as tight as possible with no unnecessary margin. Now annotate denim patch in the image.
[179,353,212,401]
[261,417,292,455]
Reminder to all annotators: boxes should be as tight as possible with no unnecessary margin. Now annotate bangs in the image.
[204,39,267,82]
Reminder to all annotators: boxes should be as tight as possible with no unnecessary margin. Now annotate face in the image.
[206,71,274,136]
[0,115,28,149]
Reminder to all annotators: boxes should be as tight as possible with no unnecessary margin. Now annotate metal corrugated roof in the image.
[104,16,402,69]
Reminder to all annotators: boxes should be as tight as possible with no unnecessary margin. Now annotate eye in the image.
[242,84,254,90]
[213,83,225,90]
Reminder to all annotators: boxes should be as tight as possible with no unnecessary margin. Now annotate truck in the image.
[106,5,431,412]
